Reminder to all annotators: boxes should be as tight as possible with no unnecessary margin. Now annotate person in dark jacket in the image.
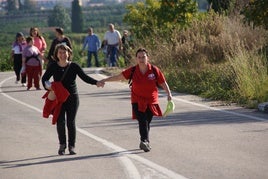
[42,44,104,155]
[46,27,72,68]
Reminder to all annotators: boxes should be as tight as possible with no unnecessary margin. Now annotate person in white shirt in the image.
[11,32,27,86]
[103,23,122,67]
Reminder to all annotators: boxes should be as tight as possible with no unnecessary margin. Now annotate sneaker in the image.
[139,141,151,150]
[69,146,76,155]
[21,83,26,87]
[139,141,151,152]
[58,144,66,155]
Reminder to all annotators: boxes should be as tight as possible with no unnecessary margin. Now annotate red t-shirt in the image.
[122,63,165,118]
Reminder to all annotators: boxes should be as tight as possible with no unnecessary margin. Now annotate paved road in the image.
[0,68,267,179]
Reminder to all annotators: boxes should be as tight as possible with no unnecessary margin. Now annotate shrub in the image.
[134,12,268,105]
[227,47,268,104]
[0,49,13,71]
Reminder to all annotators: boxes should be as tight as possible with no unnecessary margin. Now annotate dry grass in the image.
[135,12,268,104]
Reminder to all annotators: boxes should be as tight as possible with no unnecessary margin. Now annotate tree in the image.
[124,0,160,38]
[19,0,36,11]
[207,0,233,14]
[124,0,198,38]
[6,0,17,11]
[48,5,71,31]
[6,0,36,12]
[242,0,268,29]
[157,0,198,28]
[71,0,83,33]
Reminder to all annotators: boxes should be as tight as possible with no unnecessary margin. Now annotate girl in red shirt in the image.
[101,48,172,152]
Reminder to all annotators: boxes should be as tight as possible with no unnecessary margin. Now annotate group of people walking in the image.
[11,24,173,155]
[11,27,72,90]
[82,23,133,68]
[12,24,132,89]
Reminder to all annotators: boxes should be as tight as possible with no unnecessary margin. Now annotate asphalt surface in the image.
[0,68,268,179]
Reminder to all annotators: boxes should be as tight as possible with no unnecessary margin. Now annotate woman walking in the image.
[42,44,104,155]
[101,48,172,152]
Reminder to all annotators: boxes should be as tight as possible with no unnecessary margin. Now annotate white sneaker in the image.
[139,141,151,152]
[22,83,26,87]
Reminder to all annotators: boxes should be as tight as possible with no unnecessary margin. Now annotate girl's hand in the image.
[167,94,172,101]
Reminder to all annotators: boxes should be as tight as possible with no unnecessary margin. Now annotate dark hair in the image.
[55,27,64,35]
[29,27,42,39]
[16,32,24,38]
[26,36,33,43]
[135,48,149,57]
[53,43,72,61]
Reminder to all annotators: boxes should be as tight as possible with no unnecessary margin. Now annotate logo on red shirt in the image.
[148,73,156,80]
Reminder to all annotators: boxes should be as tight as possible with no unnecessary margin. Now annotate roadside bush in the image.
[164,64,236,101]
[0,49,13,71]
[165,12,266,65]
[227,47,268,105]
[136,12,268,105]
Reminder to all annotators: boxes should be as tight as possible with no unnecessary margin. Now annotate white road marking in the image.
[0,76,43,113]
[0,75,188,179]
[2,71,266,178]
[171,97,267,121]
[78,128,187,179]
[96,68,267,122]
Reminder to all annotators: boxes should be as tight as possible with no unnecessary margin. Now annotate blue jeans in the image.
[87,51,99,67]
[107,45,118,67]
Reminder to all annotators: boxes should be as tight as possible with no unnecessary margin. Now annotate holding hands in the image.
[96,80,105,88]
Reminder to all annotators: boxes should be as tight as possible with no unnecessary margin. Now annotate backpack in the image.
[25,54,39,63]
[128,65,159,88]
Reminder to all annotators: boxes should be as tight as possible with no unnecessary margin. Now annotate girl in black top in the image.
[42,44,104,155]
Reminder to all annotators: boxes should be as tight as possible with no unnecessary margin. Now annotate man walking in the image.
[103,23,122,67]
[82,27,101,67]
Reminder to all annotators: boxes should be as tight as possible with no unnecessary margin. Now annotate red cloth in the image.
[42,81,70,125]
[26,65,40,88]
[122,64,165,119]
[132,103,162,119]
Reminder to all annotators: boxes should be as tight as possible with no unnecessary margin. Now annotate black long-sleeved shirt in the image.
[42,62,97,94]
[47,37,72,62]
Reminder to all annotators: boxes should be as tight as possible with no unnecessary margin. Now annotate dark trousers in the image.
[132,103,153,142]
[13,54,26,83]
[57,94,79,147]
[87,51,99,67]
